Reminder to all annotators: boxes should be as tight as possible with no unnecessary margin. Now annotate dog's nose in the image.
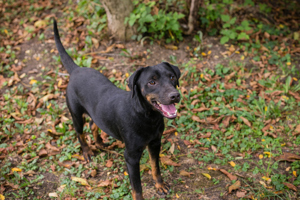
[168,92,180,101]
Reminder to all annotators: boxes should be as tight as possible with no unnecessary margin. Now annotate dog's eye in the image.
[148,80,156,85]
[170,75,175,80]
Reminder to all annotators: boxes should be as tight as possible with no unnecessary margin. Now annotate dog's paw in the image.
[155,182,170,195]
[82,147,94,162]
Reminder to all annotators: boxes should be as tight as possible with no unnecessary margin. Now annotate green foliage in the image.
[77,0,107,34]
[125,0,184,43]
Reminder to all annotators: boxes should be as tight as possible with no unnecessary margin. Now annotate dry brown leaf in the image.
[222,116,231,128]
[192,107,209,112]
[283,182,297,192]
[211,145,217,152]
[169,143,175,154]
[288,91,300,101]
[107,141,125,149]
[106,159,113,168]
[91,169,97,177]
[179,170,194,177]
[293,124,300,136]
[192,115,203,122]
[236,190,247,198]
[198,132,211,139]
[262,124,271,133]
[225,72,236,81]
[58,161,74,169]
[98,179,112,187]
[240,116,251,127]
[38,149,47,157]
[45,142,60,152]
[0,75,6,88]
[191,99,200,106]
[23,170,36,176]
[163,128,176,135]
[161,156,181,167]
[229,180,241,193]
[275,152,300,162]
[39,93,59,103]
[219,169,237,181]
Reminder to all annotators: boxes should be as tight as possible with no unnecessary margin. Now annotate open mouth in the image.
[152,101,177,119]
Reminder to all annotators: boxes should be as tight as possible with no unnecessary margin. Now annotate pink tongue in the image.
[161,104,176,114]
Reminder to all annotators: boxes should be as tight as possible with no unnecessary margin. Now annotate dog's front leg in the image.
[148,140,170,195]
[124,149,144,200]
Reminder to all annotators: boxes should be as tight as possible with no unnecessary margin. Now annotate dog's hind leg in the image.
[148,139,170,195]
[70,110,94,162]
[90,120,107,149]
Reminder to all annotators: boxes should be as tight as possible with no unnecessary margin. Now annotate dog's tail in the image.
[53,19,78,75]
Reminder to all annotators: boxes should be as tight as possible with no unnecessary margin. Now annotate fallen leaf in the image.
[240,116,251,127]
[283,182,297,192]
[202,173,211,179]
[71,154,85,161]
[229,180,241,193]
[198,132,211,139]
[34,20,47,28]
[192,115,202,122]
[0,75,6,88]
[71,177,89,186]
[23,170,36,176]
[236,190,247,198]
[106,159,113,168]
[293,171,297,177]
[293,124,300,136]
[211,145,217,152]
[91,169,97,177]
[11,168,22,172]
[97,179,112,187]
[259,181,267,188]
[58,161,74,169]
[106,140,125,149]
[288,91,300,101]
[50,165,55,171]
[169,143,175,154]
[49,192,58,198]
[275,152,300,162]
[222,116,231,128]
[161,156,181,166]
[179,170,194,177]
[165,45,178,50]
[219,169,237,180]
[38,149,48,157]
[45,142,60,151]
[39,93,59,103]
[229,161,236,167]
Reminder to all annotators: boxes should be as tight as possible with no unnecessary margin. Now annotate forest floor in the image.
[1,0,300,199]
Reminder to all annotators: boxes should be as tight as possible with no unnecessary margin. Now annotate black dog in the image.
[53,19,181,200]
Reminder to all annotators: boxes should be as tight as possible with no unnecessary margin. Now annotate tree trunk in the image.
[100,0,135,41]
[184,0,202,35]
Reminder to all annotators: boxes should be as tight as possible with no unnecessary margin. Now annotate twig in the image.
[58,72,69,76]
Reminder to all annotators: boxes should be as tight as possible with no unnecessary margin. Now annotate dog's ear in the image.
[128,68,144,98]
[163,62,181,87]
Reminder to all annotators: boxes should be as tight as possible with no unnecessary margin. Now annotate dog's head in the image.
[128,62,181,119]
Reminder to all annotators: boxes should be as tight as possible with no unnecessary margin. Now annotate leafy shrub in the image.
[125,0,184,43]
